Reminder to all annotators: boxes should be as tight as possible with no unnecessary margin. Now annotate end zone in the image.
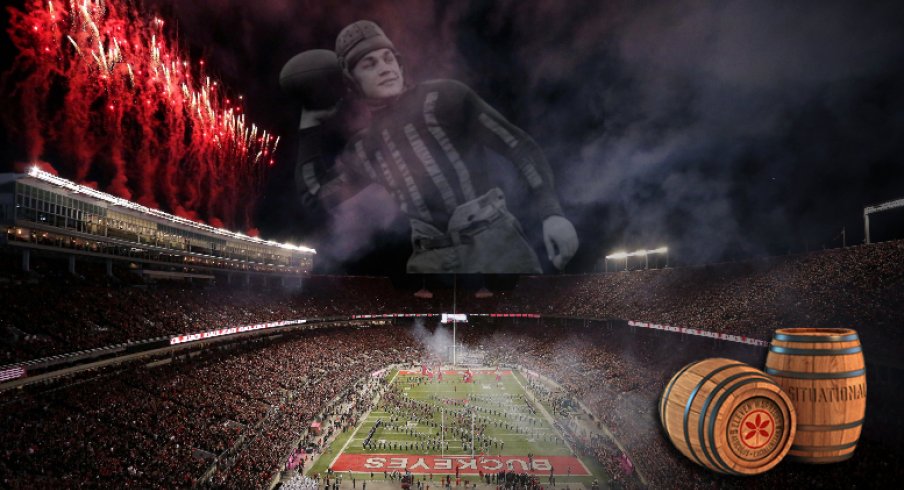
[396,369,513,376]
[330,454,590,476]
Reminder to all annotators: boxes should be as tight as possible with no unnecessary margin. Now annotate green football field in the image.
[309,368,610,486]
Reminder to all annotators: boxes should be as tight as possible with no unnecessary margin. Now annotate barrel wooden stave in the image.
[660,358,796,475]
[765,328,866,463]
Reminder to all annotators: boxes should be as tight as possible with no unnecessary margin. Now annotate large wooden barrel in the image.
[765,328,866,463]
[659,358,796,475]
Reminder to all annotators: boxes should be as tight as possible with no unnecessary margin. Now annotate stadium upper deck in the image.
[0,168,315,276]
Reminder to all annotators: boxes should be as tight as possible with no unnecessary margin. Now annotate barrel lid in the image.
[773,328,858,343]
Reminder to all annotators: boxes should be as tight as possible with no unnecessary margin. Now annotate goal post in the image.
[863,197,904,244]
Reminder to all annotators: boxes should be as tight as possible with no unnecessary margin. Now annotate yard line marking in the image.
[327,369,401,469]
[511,369,592,477]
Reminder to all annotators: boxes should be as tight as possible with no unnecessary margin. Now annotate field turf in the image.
[310,368,609,485]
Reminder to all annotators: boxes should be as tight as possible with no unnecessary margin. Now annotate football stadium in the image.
[2,1,903,489]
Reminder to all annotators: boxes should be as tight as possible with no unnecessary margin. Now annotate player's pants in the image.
[406,188,542,273]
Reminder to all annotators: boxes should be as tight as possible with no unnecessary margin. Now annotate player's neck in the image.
[362,89,406,112]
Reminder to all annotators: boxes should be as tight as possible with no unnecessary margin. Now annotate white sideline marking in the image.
[328,369,400,468]
[511,370,592,477]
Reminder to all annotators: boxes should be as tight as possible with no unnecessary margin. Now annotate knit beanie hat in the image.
[335,20,396,73]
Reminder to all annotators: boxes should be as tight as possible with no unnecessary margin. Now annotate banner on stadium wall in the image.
[441,313,468,323]
[350,313,540,320]
[627,321,769,347]
[169,319,307,345]
[0,366,26,383]
[351,313,438,319]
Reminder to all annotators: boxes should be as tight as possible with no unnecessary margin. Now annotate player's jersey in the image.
[299,79,563,230]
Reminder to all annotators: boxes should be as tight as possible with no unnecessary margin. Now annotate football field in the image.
[311,368,608,485]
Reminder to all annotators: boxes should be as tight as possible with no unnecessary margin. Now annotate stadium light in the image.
[634,250,649,269]
[604,250,630,271]
[604,246,669,271]
[26,167,316,254]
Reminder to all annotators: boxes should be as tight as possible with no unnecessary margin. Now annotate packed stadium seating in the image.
[462,320,901,489]
[516,240,904,354]
[1,241,902,488]
[3,241,903,365]
[0,326,420,489]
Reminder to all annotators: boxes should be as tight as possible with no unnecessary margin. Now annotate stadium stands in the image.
[3,240,903,365]
[1,241,902,488]
[460,320,901,489]
[0,326,420,489]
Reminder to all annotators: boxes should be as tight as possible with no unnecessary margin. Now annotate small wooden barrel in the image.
[660,358,796,475]
[765,328,866,463]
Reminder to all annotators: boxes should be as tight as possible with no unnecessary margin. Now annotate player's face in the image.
[352,48,404,99]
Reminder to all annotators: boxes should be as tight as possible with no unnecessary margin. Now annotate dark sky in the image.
[3,0,904,274]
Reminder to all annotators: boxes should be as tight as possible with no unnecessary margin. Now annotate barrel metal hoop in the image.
[661,361,699,434]
[768,346,862,356]
[695,372,756,474]
[796,418,865,432]
[708,376,781,475]
[683,363,747,468]
[774,332,859,343]
[765,367,866,379]
[786,453,854,464]
[791,440,859,452]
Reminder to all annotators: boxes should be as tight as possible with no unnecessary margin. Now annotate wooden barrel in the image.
[659,358,796,475]
[765,328,866,463]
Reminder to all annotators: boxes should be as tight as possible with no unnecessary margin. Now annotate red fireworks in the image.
[3,0,278,230]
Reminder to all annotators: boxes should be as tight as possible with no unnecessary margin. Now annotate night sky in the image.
[3,0,904,275]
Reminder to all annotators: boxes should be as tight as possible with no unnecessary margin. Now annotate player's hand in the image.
[299,189,321,209]
[543,215,579,270]
[299,106,338,129]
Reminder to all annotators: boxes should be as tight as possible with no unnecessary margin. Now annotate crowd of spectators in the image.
[0,258,412,364]
[516,240,904,358]
[456,320,900,488]
[281,474,318,490]
[4,240,903,366]
[1,241,902,487]
[0,325,420,489]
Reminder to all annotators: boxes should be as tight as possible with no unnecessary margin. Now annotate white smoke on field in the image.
[408,317,478,365]
[126,0,904,270]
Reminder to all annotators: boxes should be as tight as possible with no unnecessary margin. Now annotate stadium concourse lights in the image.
[26,166,316,254]
[604,247,668,271]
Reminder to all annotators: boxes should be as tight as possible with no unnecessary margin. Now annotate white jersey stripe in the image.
[383,129,432,222]
[424,92,477,201]
[404,123,458,212]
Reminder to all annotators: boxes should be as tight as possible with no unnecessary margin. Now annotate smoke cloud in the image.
[6,0,903,269]
[409,317,481,365]
[538,0,904,263]
[2,0,278,230]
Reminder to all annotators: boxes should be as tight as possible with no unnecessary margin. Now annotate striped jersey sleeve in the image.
[441,80,564,219]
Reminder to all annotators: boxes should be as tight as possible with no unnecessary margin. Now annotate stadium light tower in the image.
[452,274,457,367]
[605,247,668,271]
[864,197,904,244]
[605,251,628,271]
[650,246,669,268]
[634,249,648,269]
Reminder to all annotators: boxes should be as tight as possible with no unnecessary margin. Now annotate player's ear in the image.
[398,60,409,90]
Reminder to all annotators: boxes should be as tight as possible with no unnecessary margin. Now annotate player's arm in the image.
[284,48,368,211]
[456,82,579,269]
[295,121,367,212]
[457,83,563,219]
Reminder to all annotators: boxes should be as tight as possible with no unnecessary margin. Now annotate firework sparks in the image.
[3,0,278,230]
